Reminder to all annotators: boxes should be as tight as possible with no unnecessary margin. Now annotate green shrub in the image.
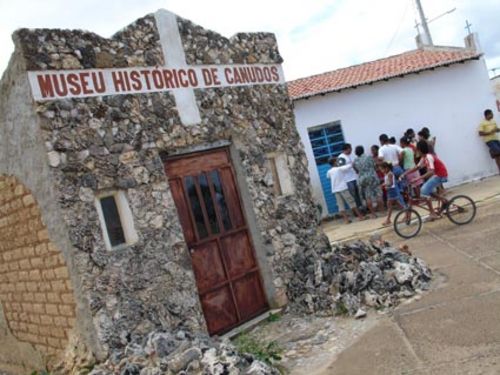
[334,301,349,316]
[267,312,281,323]
[234,334,283,366]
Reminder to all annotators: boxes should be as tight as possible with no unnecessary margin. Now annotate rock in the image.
[120,363,142,375]
[79,187,95,202]
[282,233,296,246]
[61,54,82,69]
[313,260,323,286]
[144,331,178,357]
[43,110,55,119]
[89,370,112,375]
[287,241,432,316]
[116,177,137,189]
[47,151,61,167]
[168,347,201,372]
[263,172,274,187]
[78,150,90,161]
[139,368,162,375]
[362,291,380,307]
[124,343,145,357]
[354,308,367,319]
[132,166,150,184]
[394,262,413,284]
[245,361,278,374]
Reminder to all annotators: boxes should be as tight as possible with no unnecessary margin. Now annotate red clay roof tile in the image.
[288,48,481,100]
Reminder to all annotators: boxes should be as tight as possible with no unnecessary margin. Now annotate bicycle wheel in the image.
[446,195,476,225]
[394,208,422,239]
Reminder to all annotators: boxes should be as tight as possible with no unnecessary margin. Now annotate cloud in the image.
[0,0,499,80]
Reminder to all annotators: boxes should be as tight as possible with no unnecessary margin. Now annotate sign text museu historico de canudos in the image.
[28,64,285,101]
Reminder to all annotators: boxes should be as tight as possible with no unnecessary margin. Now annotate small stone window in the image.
[95,191,138,250]
[266,153,294,196]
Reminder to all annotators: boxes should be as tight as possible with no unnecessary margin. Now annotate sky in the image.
[0,0,499,81]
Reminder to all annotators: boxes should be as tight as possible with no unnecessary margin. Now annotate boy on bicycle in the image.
[400,140,449,221]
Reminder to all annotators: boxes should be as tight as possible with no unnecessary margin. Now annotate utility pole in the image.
[415,0,433,45]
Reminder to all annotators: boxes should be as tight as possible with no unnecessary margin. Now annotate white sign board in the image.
[28,64,285,101]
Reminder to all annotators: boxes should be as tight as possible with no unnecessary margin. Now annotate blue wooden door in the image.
[308,123,345,215]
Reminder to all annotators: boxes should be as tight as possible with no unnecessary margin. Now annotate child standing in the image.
[380,162,406,226]
[326,157,365,224]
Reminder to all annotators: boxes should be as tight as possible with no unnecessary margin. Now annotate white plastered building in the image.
[289,34,498,217]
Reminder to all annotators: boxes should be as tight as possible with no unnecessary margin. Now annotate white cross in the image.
[154,10,202,126]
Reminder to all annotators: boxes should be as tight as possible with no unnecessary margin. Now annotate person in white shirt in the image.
[326,157,365,224]
[378,134,404,177]
[337,143,363,209]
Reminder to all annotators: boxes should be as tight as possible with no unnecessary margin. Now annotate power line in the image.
[385,0,411,54]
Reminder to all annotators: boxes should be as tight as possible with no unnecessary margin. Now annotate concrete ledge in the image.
[221,309,283,339]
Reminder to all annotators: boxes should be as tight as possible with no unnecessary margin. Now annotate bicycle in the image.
[393,180,477,239]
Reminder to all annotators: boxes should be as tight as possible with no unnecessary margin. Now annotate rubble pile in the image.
[287,240,432,316]
[86,239,430,375]
[88,331,280,375]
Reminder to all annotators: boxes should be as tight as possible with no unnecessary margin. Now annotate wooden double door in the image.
[164,148,268,335]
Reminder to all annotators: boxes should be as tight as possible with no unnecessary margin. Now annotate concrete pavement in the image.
[318,191,500,374]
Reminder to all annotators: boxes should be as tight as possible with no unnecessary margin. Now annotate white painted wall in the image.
[293,58,498,216]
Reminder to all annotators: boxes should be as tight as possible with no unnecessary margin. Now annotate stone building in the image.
[0,10,327,373]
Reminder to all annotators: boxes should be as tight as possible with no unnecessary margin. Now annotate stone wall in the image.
[4,9,330,368]
[0,43,101,373]
[0,176,76,356]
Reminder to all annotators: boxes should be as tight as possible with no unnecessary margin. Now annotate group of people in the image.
[327,126,449,226]
[326,108,499,227]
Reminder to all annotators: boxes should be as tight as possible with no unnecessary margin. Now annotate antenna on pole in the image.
[415,0,433,45]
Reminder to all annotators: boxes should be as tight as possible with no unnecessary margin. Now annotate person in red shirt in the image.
[401,140,449,220]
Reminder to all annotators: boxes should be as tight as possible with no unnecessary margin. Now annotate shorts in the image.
[421,176,447,196]
[486,140,500,158]
[393,165,404,178]
[335,189,356,212]
[405,170,422,186]
[387,187,399,200]
[387,186,406,207]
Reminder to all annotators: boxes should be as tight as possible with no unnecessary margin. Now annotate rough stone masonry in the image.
[0,9,331,373]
